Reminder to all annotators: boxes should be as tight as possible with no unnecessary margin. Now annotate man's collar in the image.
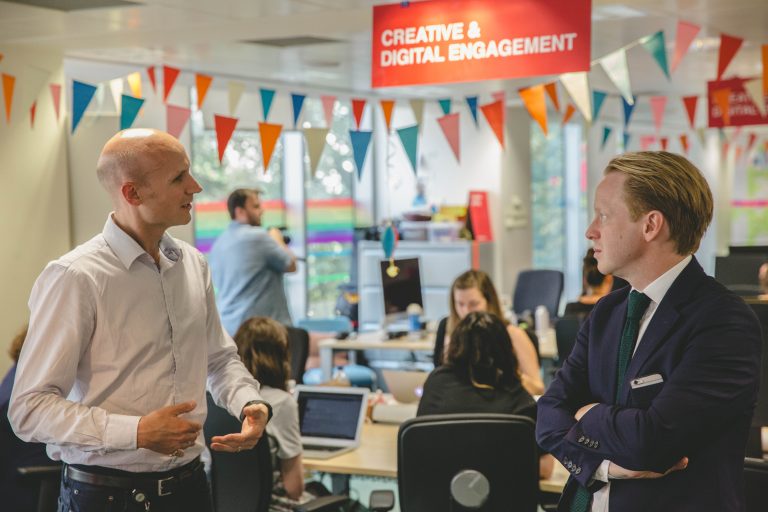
[636,255,692,305]
[103,214,182,269]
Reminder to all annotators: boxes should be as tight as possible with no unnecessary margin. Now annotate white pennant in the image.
[228,81,246,116]
[559,72,592,123]
[744,79,767,117]
[109,78,124,114]
[600,48,634,105]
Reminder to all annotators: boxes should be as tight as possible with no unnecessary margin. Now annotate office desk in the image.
[303,422,568,494]
[318,332,435,381]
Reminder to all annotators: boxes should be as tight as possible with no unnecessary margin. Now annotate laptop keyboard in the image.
[303,444,339,452]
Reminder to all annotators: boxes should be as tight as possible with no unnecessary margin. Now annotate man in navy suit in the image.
[537,151,762,512]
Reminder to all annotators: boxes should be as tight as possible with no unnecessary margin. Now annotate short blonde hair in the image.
[605,151,713,255]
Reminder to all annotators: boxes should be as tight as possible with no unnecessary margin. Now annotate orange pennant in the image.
[0,53,3,63]
[544,82,560,112]
[2,73,15,123]
[147,66,157,93]
[351,98,366,129]
[126,72,142,98]
[163,66,180,103]
[30,101,37,128]
[712,88,732,126]
[195,73,213,110]
[563,104,576,124]
[380,100,395,131]
[519,84,548,135]
[259,122,283,172]
[679,134,689,154]
[480,100,505,148]
[214,114,238,164]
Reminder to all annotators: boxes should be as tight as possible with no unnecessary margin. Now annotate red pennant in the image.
[147,66,157,92]
[214,114,238,164]
[682,96,698,130]
[195,74,213,110]
[660,137,669,151]
[562,104,576,124]
[30,101,37,128]
[49,83,62,121]
[351,98,366,129]
[544,82,560,112]
[321,95,336,127]
[680,134,689,154]
[491,90,506,125]
[2,73,15,123]
[717,34,743,80]
[746,133,758,153]
[480,100,505,148]
[380,100,395,131]
[163,66,181,103]
[712,88,732,126]
[436,113,461,162]
[649,96,667,134]
[166,104,192,139]
[259,122,283,172]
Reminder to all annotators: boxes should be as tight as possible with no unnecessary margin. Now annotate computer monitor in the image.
[380,257,423,322]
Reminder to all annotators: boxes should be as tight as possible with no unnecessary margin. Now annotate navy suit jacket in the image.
[537,258,762,511]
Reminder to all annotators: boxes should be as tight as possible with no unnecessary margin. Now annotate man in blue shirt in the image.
[209,188,296,335]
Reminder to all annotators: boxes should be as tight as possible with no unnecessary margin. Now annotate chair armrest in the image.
[17,464,62,476]
[369,490,395,511]
[294,494,349,512]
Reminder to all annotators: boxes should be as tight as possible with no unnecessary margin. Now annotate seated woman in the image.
[433,270,544,395]
[419,312,554,479]
[563,248,615,318]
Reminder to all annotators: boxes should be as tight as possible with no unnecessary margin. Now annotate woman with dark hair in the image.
[432,270,544,395]
[564,248,616,317]
[418,312,553,478]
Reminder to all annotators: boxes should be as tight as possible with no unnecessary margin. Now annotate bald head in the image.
[96,129,186,197]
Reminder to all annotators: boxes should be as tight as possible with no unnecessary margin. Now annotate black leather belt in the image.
[64,458,202,497]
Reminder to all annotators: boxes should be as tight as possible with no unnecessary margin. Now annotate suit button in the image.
[589,441,595,448]
[567,461,573,469]
[585,437,591,444]
[594,441,599,448]
[578,436,585,443]
[575,467,582,475]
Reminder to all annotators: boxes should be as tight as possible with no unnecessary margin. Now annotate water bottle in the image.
[534,305,550,333]
[407,303,423,339]
[332,366,350,386]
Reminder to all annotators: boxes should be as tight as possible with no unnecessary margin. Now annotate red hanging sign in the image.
[707,77,768,128]
[372,0,591,88]
[468,191,493,242]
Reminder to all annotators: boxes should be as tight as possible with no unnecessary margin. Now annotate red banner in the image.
[372,0,591,88]
[707,77,768,128]
[468,191,493,242]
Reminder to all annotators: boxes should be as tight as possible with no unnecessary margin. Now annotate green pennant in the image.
[396,124,419,175]
[641,31,670,79]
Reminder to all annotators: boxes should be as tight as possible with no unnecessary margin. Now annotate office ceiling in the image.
[1,0,767,125]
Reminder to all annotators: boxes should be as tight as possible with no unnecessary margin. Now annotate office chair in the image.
[744,457,768,512]
[397,413,539,512]
[512,269,564,321]
[554,316,582,365]
[286,326,310,384]
[204,393,390,512]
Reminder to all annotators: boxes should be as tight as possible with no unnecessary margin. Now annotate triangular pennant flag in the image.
[744,79,766,117]
[601,126,612,150]
[623,131,631,149]
[259,88,275,121]
[120,94,145,130]
[592,90,607,122]
[437,113,461,162]
[491,91,506,126]
[50,83,62,121]
[562,104,576,124]
[712,88,732,126]
[166,104,192,139]
[214,114,239,164]
[622,96,637,129]
[682,96,698,129]
[380,100,395,131]
[545,82,561,112]
[259,122,283,171]
[649,96,668,133]
[228,81,246,116]
[640,31,670,79]
[723,141,730,158]
[601,48,634,105]
[717,34,743,80]
[30,101,36,128]
[303,127,329,175]
[352,98,366,129]
[162,65,180,103]
[559,72,592,122]
[660,137,669,151]
[671,21,700,72]
[0,53,3,63]
[640,135,656,151]
[291,93,306,129]
[126,72,142,98]
[410,99,425,126]
[480,100,505,148]
[396,124,419,174]
[195,74,213,110]
[146,66,156,93]
[72,80,97,133]
[2,73,15,123]
[438,98,451,116]
[735,146,744,163]
[519,84,548,135]
[109,78,123,113]
[465,96,478,124]
[349,130,373,180]
[696,127,707,147]
[321,95,336,127]
[680,134,690,154]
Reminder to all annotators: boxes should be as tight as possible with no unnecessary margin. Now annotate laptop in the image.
[295,385,369,460]
[382,370,428,404]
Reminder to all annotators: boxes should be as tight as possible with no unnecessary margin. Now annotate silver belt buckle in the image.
[157,476,174,496]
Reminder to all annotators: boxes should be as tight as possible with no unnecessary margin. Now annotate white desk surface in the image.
[318,332,435,352]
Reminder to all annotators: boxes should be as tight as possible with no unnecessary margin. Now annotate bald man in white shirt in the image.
[10,129,271,512]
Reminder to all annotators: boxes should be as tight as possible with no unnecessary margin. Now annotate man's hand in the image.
[268,227,287,246]
[575,402,599,421]
[608,457,689,479]
[137,401,201,456]
[210,403,269,453]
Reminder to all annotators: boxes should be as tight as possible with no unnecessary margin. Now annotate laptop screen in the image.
[297,389,366,440]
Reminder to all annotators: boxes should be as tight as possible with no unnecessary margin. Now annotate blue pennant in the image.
[72,80,97,133]
[349,130,373,180]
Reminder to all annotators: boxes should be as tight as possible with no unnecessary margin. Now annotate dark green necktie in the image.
[569,290,651,512]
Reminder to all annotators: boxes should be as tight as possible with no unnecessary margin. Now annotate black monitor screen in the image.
[380,258,423,316]
[297,390,363,440]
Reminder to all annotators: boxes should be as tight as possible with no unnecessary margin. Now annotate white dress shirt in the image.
[589,255,692,511]
[9,215,264,472]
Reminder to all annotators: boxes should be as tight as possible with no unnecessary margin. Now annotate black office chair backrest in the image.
[554,316,582,364]
[513,269,564,321]
[744,457,768,512]
[397,413,538,512]
[204,393,272,512]
[286,326,310,384]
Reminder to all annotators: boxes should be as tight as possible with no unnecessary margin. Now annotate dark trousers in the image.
[57,464,213,512]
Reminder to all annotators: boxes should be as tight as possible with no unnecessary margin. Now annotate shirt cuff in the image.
[594,459,611,483]
[240,400,273,423]
[105,413,140,452]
